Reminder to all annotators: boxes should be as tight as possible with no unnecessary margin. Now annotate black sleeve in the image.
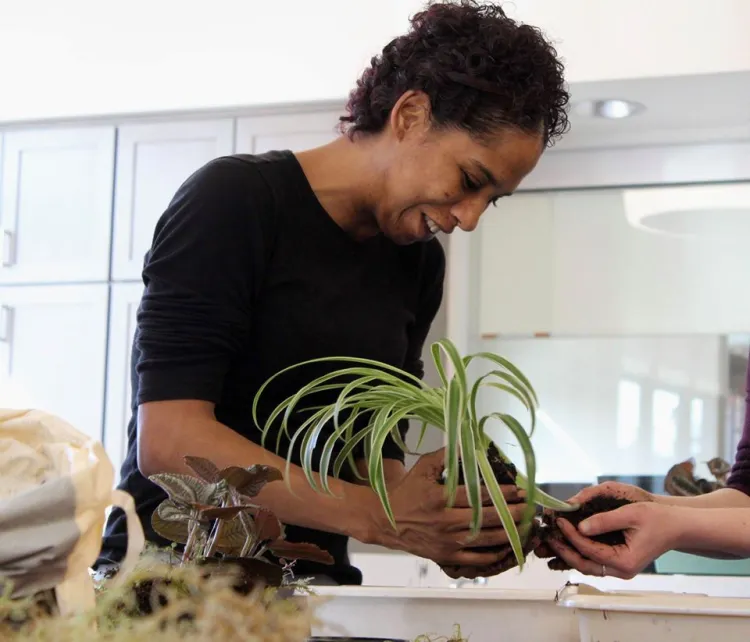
[135,157,274,405]
[381,239,447,463]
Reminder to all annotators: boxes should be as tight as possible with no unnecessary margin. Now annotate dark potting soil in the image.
[440,443,518,487]
[542,494,634,546]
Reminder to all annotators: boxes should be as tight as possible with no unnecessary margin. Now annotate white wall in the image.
[0,0,403,122]
[395,0,750,83]
[4,0,750,123]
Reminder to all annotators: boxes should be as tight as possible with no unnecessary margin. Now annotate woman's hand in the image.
[440,521,541,579]
[369,448,528,569]
[534,481,655,566]
[567,481,654,506]
[540,501,685,579]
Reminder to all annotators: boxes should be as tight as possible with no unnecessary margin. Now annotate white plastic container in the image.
[311,586,579,641]
[557,583,750,642]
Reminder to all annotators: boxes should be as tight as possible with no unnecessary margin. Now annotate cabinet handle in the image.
[1,230,15,267]
[0,305,14,344]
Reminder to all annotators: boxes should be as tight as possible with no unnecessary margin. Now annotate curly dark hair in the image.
[340,0,570,147]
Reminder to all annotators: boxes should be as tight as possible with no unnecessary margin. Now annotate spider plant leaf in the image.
[443,377,464,506]
[300,406,339,493]
[332,375,380,430]
[486,412,538,529]
[275,365,424,437]
[471,370,536,434]
[388,420,411,455]
[458,415,482,534]
[183,456,221,483]
[476,449,525,567]
[433,338,469,392]
[332,427,371,481]
[514,473,578,511]
[415,420,429,451]
[367,402,401,527]
[430,342,449,387]
[260,383,350,451]
[318,408,365,493]
[468,352,539,404]
[288,405,339,493]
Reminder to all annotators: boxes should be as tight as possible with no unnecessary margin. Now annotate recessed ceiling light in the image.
[573,99,645,119]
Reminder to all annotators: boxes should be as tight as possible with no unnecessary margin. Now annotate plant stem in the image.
[182,519,200,564]
[205,519,225,558]
[204,495,230,558]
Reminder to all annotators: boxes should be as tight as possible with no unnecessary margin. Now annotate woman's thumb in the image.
[578,505,634,538]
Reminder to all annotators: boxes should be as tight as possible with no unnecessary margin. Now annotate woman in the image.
[97,0,570,585]
[538,349,750,579]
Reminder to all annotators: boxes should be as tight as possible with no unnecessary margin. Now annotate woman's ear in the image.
[388,90,432,142]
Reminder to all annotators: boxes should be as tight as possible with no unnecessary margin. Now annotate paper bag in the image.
[0,408,145,615]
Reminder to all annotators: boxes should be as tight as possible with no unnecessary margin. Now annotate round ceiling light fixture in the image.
[573,98,645,119]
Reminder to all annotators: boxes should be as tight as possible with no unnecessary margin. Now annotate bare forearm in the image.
[652,488,750,509]
[138,408,379,543]
[673,507,750,558]
[354,458,407,488]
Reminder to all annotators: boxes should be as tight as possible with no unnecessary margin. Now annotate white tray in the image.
[557,583,750,642]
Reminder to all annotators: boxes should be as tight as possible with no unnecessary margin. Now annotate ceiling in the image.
[554,70,750,151]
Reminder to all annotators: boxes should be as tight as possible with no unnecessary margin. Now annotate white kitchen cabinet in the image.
[0,127,115,284]
[103,282,144,477]
[235,109,343,154]
[111,119,235,281]
[0,284,108,443]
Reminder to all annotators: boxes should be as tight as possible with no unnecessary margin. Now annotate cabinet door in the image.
[0,284,108,442]
[111,120,234,281]
[103,282,144,477]
[235,110,343,154]
[0,127,115,284]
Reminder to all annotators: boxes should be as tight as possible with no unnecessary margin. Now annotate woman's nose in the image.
[451,197,489,232]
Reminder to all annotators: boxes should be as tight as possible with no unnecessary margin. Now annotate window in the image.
[652,389,680,458]
[690,398,704,456]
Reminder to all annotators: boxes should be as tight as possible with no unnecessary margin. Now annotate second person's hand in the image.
[541,501,684,579]
[534,481,656,567]
[366,448,528,568]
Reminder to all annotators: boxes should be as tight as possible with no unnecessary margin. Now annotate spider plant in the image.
[252,338,576,567]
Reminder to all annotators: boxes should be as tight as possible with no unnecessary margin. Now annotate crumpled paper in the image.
[0,408,144,614]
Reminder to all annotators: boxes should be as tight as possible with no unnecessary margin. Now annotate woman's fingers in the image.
[439,547,510,567]
[534,541,556,559]
[546,557,572,572]
[577,504,637,538]
[555,518,621,564]
[456,528,510,548]
[544,536,630,579]
[451,484,521,508]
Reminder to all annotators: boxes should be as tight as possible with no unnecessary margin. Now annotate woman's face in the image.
[372,92,545,245]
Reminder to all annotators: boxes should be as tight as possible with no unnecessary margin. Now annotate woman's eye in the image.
[489,196,500,207]
[461,170,481,191]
